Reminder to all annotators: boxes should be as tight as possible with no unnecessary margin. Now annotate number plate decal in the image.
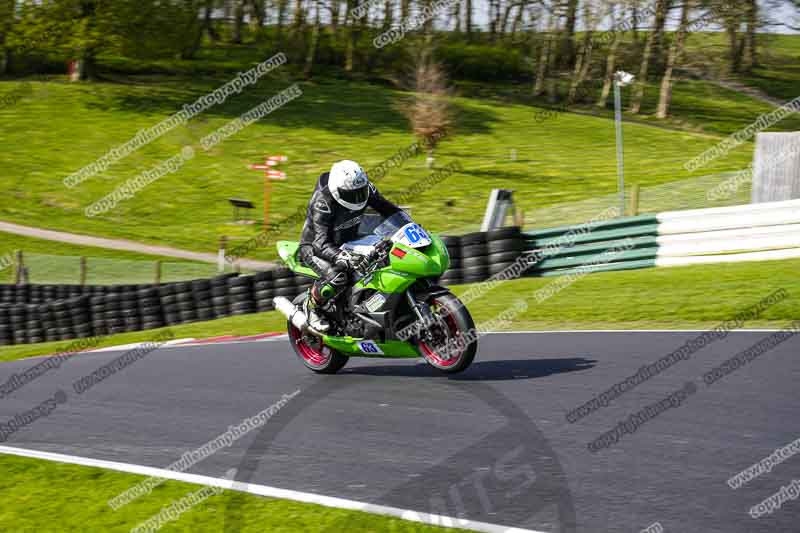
[392,223,432,248]
[358,340,384,354]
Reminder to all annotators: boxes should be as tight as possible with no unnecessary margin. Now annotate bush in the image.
[437,43,527,81]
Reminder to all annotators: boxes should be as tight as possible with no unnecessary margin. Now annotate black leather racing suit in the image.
[299,172,401,304]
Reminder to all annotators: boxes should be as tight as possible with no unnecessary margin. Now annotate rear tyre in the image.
[287,293,349,374]
[418,293,477,374]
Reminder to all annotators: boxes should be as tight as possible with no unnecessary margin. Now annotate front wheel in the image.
[287,293,349,374]
[417,293,477,374]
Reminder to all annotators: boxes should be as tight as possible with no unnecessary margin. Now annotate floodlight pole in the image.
[614,80,625,218]
[613,71,634,218]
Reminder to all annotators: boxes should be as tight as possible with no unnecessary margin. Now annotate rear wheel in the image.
[417,293,477,374]
[287,293,349,374]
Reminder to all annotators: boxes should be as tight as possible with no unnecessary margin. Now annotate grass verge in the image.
[0,453,463,533]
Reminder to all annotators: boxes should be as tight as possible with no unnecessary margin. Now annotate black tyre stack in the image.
[0,285,12,306]
[9,304,27,345]
[294,271,313,300]
[172,282,197,325]
[28,285,42,304]
[210,274,232,318]
[486,227,527,276]
[42,285,57,302]
[71,295,92,338]
[104,291,125,335]
[25,304,45,344]
[116,289,140,333]
[228,275,255,316]
[40,302,58,343]
[90,295,108,336]
[158,283,179,326]
[13,284,28,304]
[191,279,214,322]
[253,271,275,312]
[0,306,11,345]
[439,235,463,285]
[49,299,73,340]
[459,231,490,284]
[272,268,299,299]
[139,287,165,330]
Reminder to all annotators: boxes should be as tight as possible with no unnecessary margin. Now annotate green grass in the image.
[684,32,800,103]
[0,454,463,533]
[0,232,233,284]
[1,257,797,363]
[454,258,800,331]
[2,46,777,261]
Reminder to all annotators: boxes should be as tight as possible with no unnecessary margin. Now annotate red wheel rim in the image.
[289,324,329,367]
[419,300,464,367]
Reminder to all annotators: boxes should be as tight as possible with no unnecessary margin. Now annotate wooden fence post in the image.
[218,236,227,273]
[14,250,23,285]
[154,261,162,285]
[79,257,87,286]
[630,184,640,216]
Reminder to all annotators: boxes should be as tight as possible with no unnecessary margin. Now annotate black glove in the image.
[335,251,368,273]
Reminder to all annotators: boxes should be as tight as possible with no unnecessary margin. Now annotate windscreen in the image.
[372,211,413,238]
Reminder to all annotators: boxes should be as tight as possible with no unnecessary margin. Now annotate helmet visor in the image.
[339,185,369,206]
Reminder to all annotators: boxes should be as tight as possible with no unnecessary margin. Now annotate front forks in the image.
[405,289,440,344]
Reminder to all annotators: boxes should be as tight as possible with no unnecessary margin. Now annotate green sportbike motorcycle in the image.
[274,212,477,374]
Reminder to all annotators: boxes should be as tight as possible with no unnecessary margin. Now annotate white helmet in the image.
[329,160,370,211]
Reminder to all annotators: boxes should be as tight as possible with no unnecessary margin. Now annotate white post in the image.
[614,82,625,217]
[614,71,635,218]
[218,236,227,273]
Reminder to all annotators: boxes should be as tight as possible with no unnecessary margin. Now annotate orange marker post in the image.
[249,156,288,230]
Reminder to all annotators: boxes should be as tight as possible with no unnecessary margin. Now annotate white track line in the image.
[0,445,546,533]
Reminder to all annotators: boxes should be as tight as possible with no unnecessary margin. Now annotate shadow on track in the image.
[341,357,596,381]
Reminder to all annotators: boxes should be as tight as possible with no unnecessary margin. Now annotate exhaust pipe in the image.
[274,297,309,331]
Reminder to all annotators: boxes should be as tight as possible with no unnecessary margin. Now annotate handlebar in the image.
[355,238,393,277]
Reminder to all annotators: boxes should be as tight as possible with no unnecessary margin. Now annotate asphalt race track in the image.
[1,331,798,533]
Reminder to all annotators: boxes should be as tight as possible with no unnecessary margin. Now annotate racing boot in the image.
[304,289,330,332]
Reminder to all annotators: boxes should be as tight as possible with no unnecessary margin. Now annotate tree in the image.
[276,0,291,45]
[597,0,624,108]
[741,0,759,72]
[464,0,473,38]
[656,0,691,118]
[628,0,670,114]
[0,0,14,75]
[304,0,322,77]
[533,5,556,97]
[567,0,598,104]
[344,0,358,72]
[559,0,580,68]
[401,51,452,167]
[721,1,745,74]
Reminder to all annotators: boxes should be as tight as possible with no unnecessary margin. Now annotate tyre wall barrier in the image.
[4,198,797,345]
[0,270,314,346]
[0,229,528,345]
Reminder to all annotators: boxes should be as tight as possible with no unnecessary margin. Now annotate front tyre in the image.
[287,293,349,374]
[418,293,477,374]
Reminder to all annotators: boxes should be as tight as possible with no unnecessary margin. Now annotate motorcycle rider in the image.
[298,160,402,331]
